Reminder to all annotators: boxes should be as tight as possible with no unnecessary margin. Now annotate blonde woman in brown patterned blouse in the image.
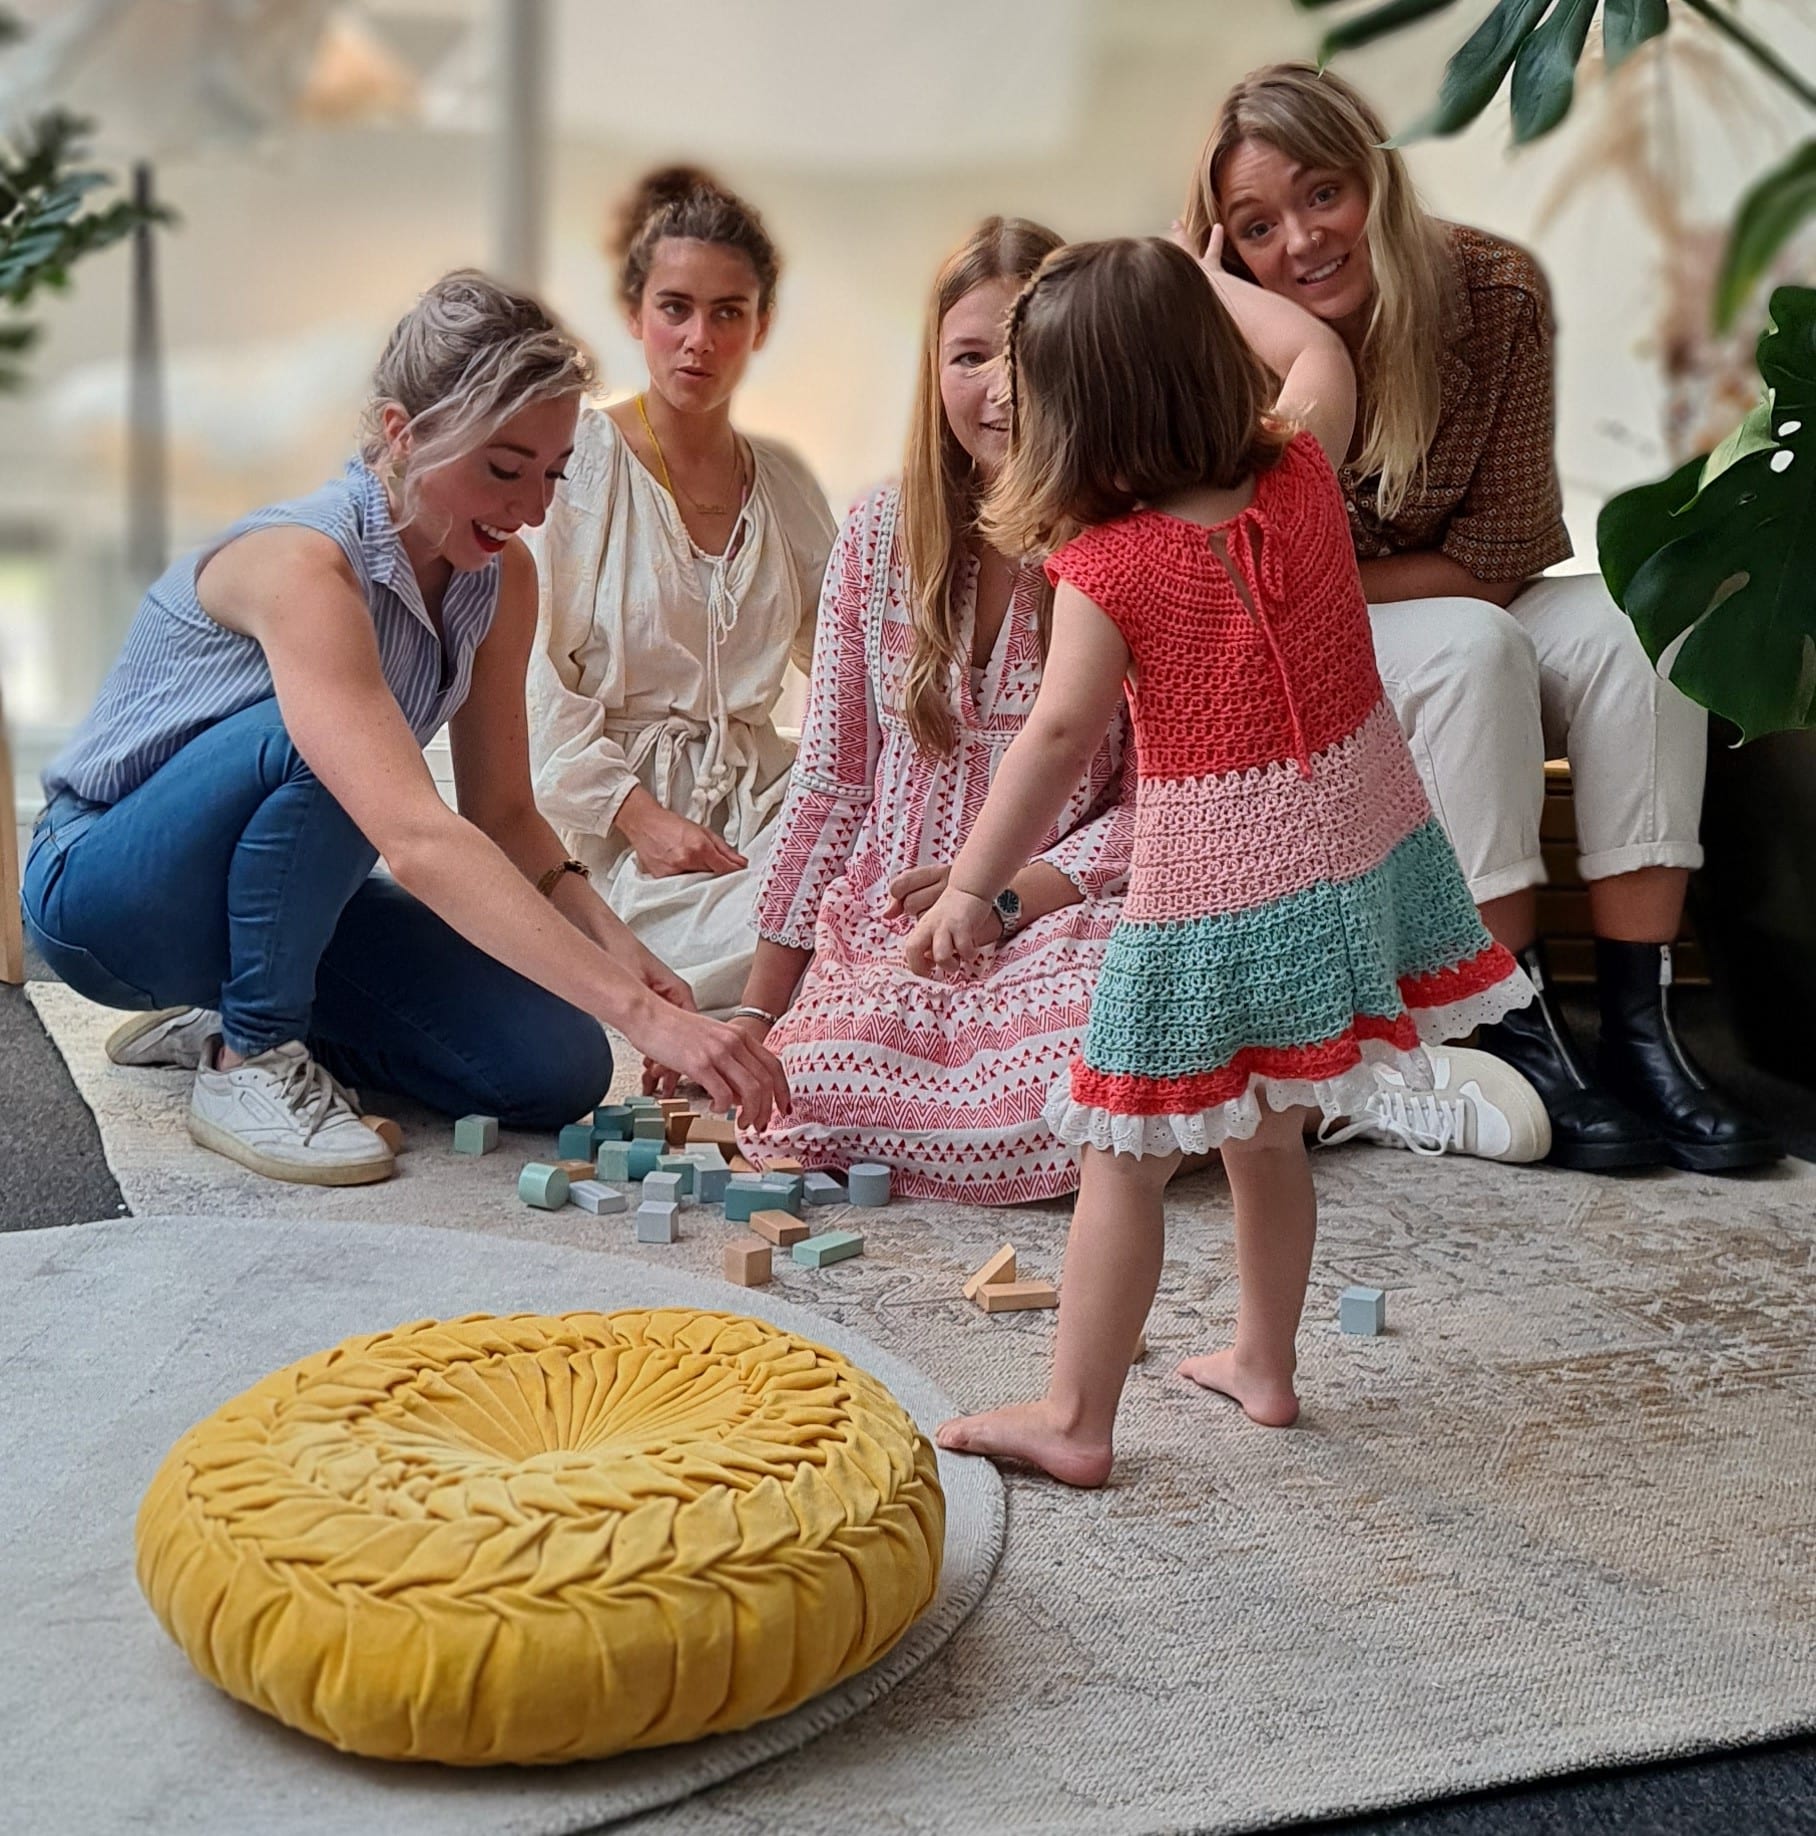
[1178,61,1777,1176]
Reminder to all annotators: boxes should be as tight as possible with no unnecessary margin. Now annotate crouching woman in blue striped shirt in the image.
[24,270,788,1185]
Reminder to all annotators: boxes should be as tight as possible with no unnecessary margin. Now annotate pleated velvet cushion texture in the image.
[135,1309,946,1765]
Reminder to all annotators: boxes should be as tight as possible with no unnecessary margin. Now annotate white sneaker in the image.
[1320,1046,1552,1164]
[187,1039,395,1186]
[106,1006,220,1069]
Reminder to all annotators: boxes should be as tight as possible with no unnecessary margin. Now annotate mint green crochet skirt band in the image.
[1082,821,1494,1083]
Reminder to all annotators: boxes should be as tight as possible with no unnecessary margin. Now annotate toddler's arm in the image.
[905,584,1131,976]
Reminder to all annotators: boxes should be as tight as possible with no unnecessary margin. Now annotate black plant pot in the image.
[1690,720,1816,1089]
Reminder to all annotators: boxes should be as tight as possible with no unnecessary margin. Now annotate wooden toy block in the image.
[728,1151,756,1172]
[792,1228,864,1269]
[683,1142,728,1170]
[750,1209,810,1247]
[362,1115,404,1154]
[687,1116,738,1147]
[654,1154,696,1196]
[723,1178,771,1223]
[695,1164,733,1205]
[557,1122,596,1159]
[626,1094,660,1111]
[756,1179,803,1218]
[641,1171,686,1209]
[802,1171,845,1207]
[846,1162,892,1208]
[626,1139,664,1182]
[518,1162,570,1211]
[658,1097,691,1118]
[635,1201,679,1244]
[1338,1285,1386,1336]
[723,1238,772,1287]
[595,1140,633,1183]
[452,1114,498,1155]
[978,1280,1058,1313]
[632,1112,669,1140]
[568,1180,627,1216]
[592,1105,633,1142]
[556,1158,596,1182]
[962,1244,1017,1302]
[765,1157,803,1174]
[666,1111,697,1147]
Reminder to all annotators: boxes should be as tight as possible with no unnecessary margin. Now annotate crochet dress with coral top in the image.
[1041,431,1533,1155]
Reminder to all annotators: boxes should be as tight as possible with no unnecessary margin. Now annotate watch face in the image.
[994,889,1022,924]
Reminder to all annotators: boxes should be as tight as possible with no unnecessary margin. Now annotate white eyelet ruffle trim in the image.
[1043,968,1535,1157]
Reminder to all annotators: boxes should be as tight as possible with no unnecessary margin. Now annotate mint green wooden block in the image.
[723,1178,769,1223]
[595,1140,633,1183]
[453,1114,498,1155]
[627,1138,664,1181]
[518,1162,570,1210]
[592,1105,633,1140]
[792,1229,864,1268]
[654,1154,695,1196]
[557,1122,595,1159]
[758,1176,803,1217]
[632,1112,668,1140]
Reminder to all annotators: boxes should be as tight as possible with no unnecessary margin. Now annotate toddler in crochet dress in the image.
[905,233,1527,1486]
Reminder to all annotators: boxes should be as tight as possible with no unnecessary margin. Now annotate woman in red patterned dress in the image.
[727,218,1137,1203]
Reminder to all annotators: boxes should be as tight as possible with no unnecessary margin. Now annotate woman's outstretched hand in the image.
[629,1001,791,1128]
[883,862,953,920]
[904,886,1001,979]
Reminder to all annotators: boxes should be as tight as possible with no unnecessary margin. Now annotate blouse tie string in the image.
[1216,521,1312,781]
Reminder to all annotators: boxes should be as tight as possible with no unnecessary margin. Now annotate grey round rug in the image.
[0,1216,1004,1836]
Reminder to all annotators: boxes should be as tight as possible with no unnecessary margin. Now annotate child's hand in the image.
[904,887,1001,979]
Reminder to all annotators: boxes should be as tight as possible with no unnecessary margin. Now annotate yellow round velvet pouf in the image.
[135,1309,945,1765]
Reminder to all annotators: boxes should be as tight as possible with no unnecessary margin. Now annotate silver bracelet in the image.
[728,1005,779,1027]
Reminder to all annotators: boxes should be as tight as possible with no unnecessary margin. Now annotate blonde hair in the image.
[901,215,1063,759]
[1182,61,1449,518]
[982,237,1291,559]
[359,269,594,522]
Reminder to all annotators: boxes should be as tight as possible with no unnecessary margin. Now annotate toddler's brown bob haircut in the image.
[982,235,1291,557]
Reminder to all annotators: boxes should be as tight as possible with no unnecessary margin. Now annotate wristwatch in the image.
[992,886,1023,941]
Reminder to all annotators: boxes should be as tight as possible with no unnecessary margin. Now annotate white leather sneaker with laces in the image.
[187,1038,395,1185]
[105,1006,220,1070]
[1319,1046,1552,1164]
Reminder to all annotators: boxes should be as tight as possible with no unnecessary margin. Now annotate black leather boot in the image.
[1475,943,1670,1171]
[1595,939,1784,1173]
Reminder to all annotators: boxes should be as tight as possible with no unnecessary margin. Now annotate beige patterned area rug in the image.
[24,982,1816,1834]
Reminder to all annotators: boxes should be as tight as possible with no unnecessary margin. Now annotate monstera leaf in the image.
[1597,286,1816,740]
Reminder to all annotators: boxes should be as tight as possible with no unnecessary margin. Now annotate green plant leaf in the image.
[1390,0,1555,143]
[1714,138,1816,332]
[1701,392,1781,485]
[1510,0,1598,142]
[1598,286,1816,739]
[1317,0,1464,58]
[1601,0,1669,68]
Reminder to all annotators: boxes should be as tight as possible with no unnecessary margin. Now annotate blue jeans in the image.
[22,698,611,1127]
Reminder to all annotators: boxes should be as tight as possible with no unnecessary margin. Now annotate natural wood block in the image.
[978,1280,1058,1313]
[723,1238,772,1287]
[728,1152,756,1173]
[362,1115,404,1155]
[555,1158,595,1182]
[687,1117,738,1147]
[750,1210,810,1247]
[658,1097,691,1116]
[963,1244,1017,1302]
[666,1112,697,1146]
[765,1157,803,1174]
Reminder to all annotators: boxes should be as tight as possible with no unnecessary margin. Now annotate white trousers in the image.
[1369,572,1707,906]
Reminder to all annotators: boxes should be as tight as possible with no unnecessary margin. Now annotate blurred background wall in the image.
[1,0,1810,799]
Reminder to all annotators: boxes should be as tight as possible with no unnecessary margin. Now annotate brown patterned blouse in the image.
[1340,222,1574,584]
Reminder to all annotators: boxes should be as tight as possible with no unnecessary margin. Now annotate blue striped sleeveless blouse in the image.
[46,460,503,804]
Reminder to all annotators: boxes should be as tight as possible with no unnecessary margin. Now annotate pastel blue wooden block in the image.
[642,1171,686,1209]
[626,1094,661,1110]
[518,1162,570,1211]
[792,1228,864,1269]
[683,1142,728,1171]
[632,1112,669,1140]
[557,1122,595,1160]
[846,1162,892,1208]
[635,1201,678,1244]
[595,1140,633,1183]
[803,1171,845,1207]
[1338,1285,1387,1336]
[654,1155,696,1196]
[696,1165,732,1205]
[452,1114,498,1156]
[626,1139,664,1182]
[592,1105,633,1140]
[568,1180,627,1216]
[723,1178,770,1223]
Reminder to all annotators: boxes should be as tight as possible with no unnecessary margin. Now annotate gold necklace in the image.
[636,393,746,517]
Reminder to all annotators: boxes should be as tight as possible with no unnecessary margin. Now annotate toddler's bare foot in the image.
[1176,1348,1299,1427]
[936,1402,1114,1488]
